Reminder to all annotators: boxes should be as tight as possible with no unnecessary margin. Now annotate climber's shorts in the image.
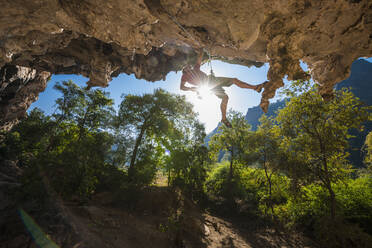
[208,76,234,99]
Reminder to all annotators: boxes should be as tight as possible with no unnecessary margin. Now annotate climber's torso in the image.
[181,64,208,86]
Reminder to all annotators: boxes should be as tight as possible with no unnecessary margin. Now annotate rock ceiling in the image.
[1,0,371,130]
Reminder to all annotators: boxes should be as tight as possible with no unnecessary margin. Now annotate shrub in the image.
[335,177,372,235]
[277,176,372,247]
[205,163,289,216]
[205,162,250,200]
[314,216,372,248]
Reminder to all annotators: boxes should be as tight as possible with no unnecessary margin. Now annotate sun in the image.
[197,84,213,99]
[183,83,221,132]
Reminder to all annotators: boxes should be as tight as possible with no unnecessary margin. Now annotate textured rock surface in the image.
[0,65,50,131]
[1,0,372,130]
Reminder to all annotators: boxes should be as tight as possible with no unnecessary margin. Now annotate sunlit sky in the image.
[30,58,372,132]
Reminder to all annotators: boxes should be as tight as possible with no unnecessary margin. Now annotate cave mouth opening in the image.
[29,60,270,132]
[21,57,372,133]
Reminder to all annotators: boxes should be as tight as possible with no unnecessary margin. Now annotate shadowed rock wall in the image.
[0,65,50,131]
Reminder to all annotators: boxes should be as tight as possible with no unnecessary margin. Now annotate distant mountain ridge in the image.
[206,59,372,167]
[335,59,372,106]
[245,99,286,131]
[334,59,372,167]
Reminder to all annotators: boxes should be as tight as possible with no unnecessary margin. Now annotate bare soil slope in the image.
[1,185,316,248]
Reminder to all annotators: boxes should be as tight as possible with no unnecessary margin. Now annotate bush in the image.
[335,177,372,235]
[129,160,158,188]
[314,216,372,248]
[276,176,372,247]
[205,163,289,216]
[277,184,329,227]
[278,177,372,229]
[205,162,251,200]
[95,164,128,192]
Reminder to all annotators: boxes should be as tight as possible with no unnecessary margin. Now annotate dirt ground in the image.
[1,186,316,248]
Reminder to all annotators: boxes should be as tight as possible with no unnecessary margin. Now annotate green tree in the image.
[53,80,114,138]
[53,81,84,123]
[249,115,282,215]
[209,111,252,199]
[49,81,115,197]
[276,86,371,219]
[168,144,208,200]
[4,82,117,199]
[363,131,372,176]
[364,131,372,166]
[116,89,202,183]
[164,112,207,192]
[0,108,53,163]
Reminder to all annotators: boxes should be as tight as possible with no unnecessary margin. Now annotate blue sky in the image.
[30,57,372,132]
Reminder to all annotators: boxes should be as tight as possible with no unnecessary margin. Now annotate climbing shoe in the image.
[222,119,232,128]
[255,81,267,93]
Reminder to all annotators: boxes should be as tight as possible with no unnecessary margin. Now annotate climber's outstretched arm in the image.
[195,49,204,69]
[194,49,204,71]
[180,76,197,92]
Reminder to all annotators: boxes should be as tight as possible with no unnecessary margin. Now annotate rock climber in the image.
[180,49,265,127]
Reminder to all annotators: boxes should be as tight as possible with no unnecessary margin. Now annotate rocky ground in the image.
[0,161,316,248]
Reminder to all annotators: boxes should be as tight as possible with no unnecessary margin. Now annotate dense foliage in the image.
[205,82,371,247]
[1,79,371,247]
[0,81,206,201]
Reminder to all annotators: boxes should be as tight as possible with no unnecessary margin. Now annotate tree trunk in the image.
[264,164,274,214]
[323,161,336,220]
[318,136,336,220]
[229,148,234,187]
[263,149,274,215]
[228,148,234,203]
[326,183,336,220]
[128,122,147,178]
[168,167,171,187]
[78,109,89,141]
[46,100,66,152]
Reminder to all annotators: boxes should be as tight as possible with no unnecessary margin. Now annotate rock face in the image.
[1,0,372,130]
[0,65,50,131]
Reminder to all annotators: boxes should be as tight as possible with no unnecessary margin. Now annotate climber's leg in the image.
[231,78,264,93]
[211,85,232,128]
[213,76,264,93]
[220,95,232,128]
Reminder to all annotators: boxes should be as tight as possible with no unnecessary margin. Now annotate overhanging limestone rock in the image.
[0,65,50,131]
[1,0,371,130]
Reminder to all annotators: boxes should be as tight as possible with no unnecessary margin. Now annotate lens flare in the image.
[197,84,212,99]
[19,208,59,248]
[183,82,221,132]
